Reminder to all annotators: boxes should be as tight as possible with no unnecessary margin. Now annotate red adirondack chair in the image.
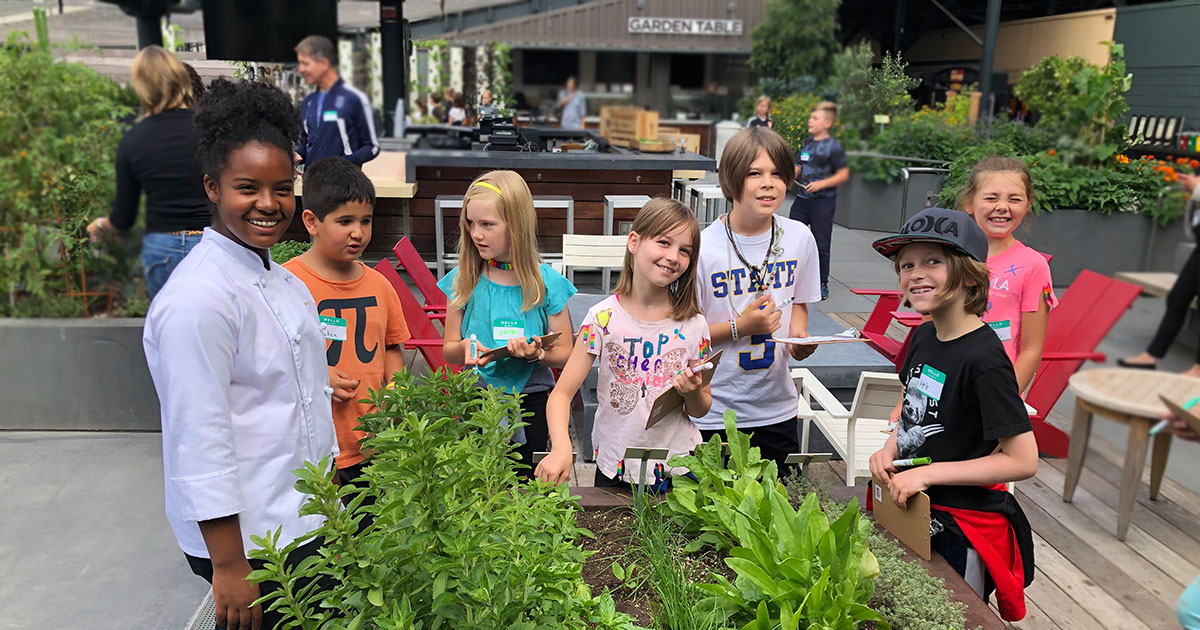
[392,236,447,321]
[373,259,460,374]
[1024,270,1140,457]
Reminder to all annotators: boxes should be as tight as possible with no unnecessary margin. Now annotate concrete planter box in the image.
[834,170,946,233]
[1014,210,1185,285]
[0,318,159,431]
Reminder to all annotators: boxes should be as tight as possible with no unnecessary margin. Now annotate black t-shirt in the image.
[897,322,1031,501]
[794,135,847,199]
[746,116,773,128]
[110,109,210,233]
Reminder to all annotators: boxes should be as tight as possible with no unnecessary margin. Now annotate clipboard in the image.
[479,331,563,361]
[645,350,724,429]
[772,335,868,346]
[871,474,932,561]
[1158,394,1200,436]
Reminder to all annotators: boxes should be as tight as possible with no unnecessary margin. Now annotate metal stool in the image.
[688,185,728,228]
[602,195,650,288]
[435,194,575,277]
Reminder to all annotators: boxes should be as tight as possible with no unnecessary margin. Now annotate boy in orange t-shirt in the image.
[284,157,411,486]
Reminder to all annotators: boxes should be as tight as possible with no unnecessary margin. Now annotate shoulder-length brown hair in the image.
[450,170,546,312]
[615,197,703,321]
[893,243,990,316]
[130,46,194,118]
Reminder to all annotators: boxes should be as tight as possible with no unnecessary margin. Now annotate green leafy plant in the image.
[665,411,887,629]
[269,239,311,264]
[489,42,514,116]
[248,368,639,629]
[1014,42,1131,163]
[829,43,918,141]
[749,0,842,84]
[1,25,139,316]
[769,92,824,153]
[783,475,970,630]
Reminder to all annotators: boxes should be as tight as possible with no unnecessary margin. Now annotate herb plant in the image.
[247,368,638,630]
[666,411,887,629]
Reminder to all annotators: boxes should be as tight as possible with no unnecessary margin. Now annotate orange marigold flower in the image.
[1047,149,1057,156]
[1190,159,1199,169]
[1179,157,1189,165]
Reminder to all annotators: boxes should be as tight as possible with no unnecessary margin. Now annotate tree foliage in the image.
[749,0,842,84]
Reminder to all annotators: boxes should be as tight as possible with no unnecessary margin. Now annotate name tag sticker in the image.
[800,151,811,162]
[989,320,1012,341]
[322,110,338,122]
[320,315,347,342]
[914,364,946,401]
[493,318,525,341]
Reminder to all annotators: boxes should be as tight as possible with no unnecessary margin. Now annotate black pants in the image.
[701,415,800,477]
[1147,246,1200,363]
[789,194,836,286]
[514,389,551,478]
[185,537,331,630]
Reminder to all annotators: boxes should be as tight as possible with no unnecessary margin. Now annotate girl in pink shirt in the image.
[958,157,1058,393]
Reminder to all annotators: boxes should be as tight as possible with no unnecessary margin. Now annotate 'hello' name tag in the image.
[914,364,946,401]
[322,110,338,122]
[989,320,1012,342]
[493,318,525,341]
[320,315,347,342]
[800,151,812,162]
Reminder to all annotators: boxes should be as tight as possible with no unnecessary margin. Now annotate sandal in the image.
[1117,358,1157,370]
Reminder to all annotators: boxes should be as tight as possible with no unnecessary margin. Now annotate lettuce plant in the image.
[666,411,887,630]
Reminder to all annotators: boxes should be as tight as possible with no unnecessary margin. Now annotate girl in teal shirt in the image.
[438,170,577,476]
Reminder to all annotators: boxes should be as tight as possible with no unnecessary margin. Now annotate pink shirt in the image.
[579,296,711,484]
[981,240,1058,363]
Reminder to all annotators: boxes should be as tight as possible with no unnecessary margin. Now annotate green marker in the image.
[892,457,932,468]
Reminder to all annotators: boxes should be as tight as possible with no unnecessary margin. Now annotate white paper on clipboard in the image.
[645,350,724,429]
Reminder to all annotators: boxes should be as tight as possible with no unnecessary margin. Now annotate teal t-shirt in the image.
[437,263,577,393]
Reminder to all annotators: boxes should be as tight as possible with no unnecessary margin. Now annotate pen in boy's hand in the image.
[1152,395,1200,435]
[772,296,795,312]
[892,457,932,468]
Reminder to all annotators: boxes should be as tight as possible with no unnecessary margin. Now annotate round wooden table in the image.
[1064,368,1200,540]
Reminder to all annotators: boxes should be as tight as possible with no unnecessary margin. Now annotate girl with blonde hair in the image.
[86,45,210,298]
[438,170,578,476]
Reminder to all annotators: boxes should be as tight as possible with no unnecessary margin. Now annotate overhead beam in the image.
[410,0,609,39]
[929,0,982,47]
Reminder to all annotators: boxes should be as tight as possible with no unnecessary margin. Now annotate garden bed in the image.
[834,169,947,233]
[574,482,1008,630]
[1015,211,1188,284]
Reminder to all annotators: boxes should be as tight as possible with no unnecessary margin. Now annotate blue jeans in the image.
[1181,577,1200,629]
[141,232,203,299]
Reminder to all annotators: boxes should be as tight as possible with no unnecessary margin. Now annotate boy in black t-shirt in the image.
[790,101,849,300]
[868,207,1038,622]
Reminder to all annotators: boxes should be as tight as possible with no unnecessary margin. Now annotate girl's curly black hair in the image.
[194,78,300,178]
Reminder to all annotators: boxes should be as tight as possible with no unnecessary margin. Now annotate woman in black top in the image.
[87,46,210,298]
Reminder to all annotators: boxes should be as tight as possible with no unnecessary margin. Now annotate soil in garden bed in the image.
[577,507,736,628]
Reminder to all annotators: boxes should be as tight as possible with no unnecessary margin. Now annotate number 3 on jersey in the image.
[739,334,775,371]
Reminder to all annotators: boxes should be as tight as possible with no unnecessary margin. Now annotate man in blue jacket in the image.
[294,35,380,166]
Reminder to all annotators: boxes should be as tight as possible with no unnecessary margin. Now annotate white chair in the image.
[434,194,574,277]
[554,234,627,292]
[793,368,902,486]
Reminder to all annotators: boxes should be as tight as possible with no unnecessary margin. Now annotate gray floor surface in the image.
[3,192,1199,628]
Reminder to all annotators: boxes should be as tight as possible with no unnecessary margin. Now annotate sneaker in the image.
[821,283,829,301]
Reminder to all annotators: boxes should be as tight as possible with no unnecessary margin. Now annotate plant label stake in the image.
[531,451,577,465]
[784,452,832,479]
[623,446,670,491]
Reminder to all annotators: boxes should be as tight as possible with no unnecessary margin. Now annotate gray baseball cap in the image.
[872,207,989,263]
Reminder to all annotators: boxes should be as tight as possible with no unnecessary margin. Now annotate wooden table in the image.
[1064,368,1200,540]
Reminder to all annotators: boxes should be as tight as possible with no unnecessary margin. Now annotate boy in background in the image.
[285,157,411,488]
[790,101,850,301]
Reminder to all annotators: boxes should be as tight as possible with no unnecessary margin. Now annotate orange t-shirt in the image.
[284,258,411,468]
